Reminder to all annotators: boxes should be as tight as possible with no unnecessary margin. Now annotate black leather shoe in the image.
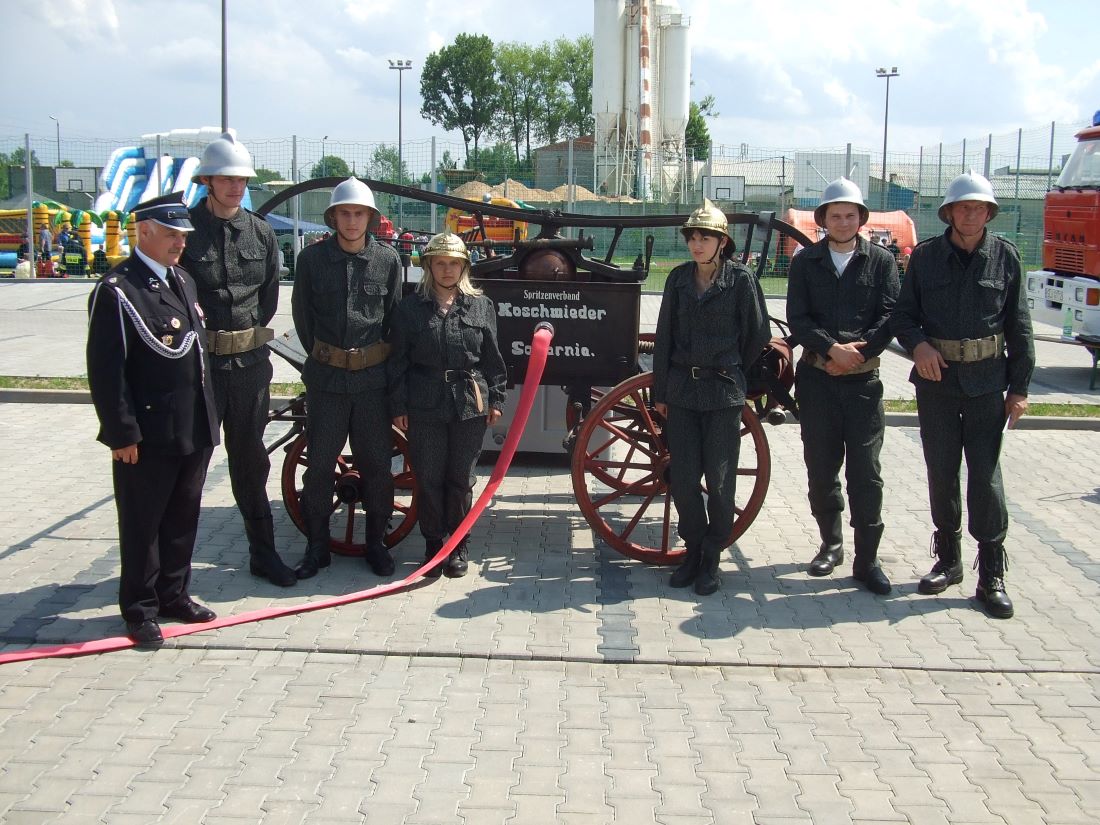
[364,544,396,577]
[159,599,216,624]
[669,545,702,588]
[976,578,1014,619]
[852,560,892,595]
[250,554,298,588]
[808,546,843,577]
[126,619,164,647]
[295,550,331,580]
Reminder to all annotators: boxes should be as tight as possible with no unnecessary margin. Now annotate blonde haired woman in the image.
[388,233,507,577]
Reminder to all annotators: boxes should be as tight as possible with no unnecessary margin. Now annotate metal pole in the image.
[937,142,943,198]
[49,116,60,166]
[1047,120,1056,192]
[962,138,967,173]
[221,0,228,131]
[292,135,300,254]
[430,136,438,233]
[1014,128,1022,236]
[156,134,163,195]
[876,67,899,210]
[984,133,992,179]
[845,142,852,179]
[24,133,36,276]
[916,146,924,231]
[397,68,403,230]
[567,137,575,218]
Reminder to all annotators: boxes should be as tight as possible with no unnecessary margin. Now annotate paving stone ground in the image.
[1,280,1099,823]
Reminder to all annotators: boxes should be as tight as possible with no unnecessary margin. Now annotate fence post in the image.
[984,133,992,178]
[430,137,438,233]
[845,143,852,179]
[1014,128,1022,236]
[24,133,35,277]
[1047,120,1056,193]
[156,134,163,195]
[962,138,967,172]
[937,142,943,199]
[291,135,300,252]
[916,146,923,231]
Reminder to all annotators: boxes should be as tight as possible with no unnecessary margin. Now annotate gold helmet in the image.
[421,232,469,263]
[681,198,735,253]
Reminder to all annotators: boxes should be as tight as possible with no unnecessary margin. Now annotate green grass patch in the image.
[0,376,88,390]
[616,257,787,295]
[884,399,1100,417]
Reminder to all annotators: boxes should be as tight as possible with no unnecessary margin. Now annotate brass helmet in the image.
[421,232,470,263]
[681,198,735,256]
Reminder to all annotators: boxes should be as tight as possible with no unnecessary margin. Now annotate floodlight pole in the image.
[876,67,899,211]
[390,59,412,230]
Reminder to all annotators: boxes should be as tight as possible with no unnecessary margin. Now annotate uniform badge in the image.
[149,279,160,290]
[194,302,205,321]
[108,276,118,284]
[170,318,181,329]
[162,334,174,346]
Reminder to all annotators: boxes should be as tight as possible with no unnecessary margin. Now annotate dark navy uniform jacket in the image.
[892,228,1034,397]
[182,199,280,370]
[86,256,219,455]
[652,259,771,411]
[786,235,899,363]
[387,291,508,422]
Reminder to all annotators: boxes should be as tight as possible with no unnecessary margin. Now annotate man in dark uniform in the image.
[892,171,1034,619]
[63,230,88,277]
[86,192,220,646]
[181,132,297,587]
[786,179,899,595]
[291,177,402,579]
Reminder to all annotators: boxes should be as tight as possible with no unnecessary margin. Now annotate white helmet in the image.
[324,177,378,229]
[814,178,869,227]
[939,170,998,223]
[191,132,257,182]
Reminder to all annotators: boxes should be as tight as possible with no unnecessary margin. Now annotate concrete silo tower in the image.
[593,0,691,200]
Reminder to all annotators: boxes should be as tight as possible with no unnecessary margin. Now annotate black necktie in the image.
[166,267,184,302]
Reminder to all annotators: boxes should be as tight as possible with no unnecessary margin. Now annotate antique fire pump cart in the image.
[259,181,811,566]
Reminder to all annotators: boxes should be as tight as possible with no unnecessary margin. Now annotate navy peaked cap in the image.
[132,192,194,231]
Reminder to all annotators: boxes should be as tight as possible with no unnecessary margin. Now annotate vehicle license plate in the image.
[1046,287,1064,304]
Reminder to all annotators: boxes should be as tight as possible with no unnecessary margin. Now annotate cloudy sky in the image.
[4,0,1098,160]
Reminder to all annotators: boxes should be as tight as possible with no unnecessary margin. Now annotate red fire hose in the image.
[0,323,556,667]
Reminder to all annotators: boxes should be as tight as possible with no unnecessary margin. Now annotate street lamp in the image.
[321,135,328,178]
[876,67,899,210]
[389,58,412,230]
[48,115,60,166]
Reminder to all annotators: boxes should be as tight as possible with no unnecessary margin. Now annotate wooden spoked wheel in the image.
[281,427,418,555]
[570,371,771,565]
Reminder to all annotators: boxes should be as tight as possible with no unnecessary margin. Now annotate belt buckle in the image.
[690,366,702,379]
[958,338,972,360]
[443,369,457,382]
[216,330,234,354]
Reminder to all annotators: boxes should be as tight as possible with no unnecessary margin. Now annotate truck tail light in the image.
[1087,288,1100,307]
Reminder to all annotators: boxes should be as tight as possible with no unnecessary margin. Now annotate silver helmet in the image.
[191,132,257,182]
[814,178,869,227]
[938,170,998,223]
[324,177,378,229]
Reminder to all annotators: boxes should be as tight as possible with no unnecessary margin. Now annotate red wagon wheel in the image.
[570,371,771,565]
[281,427,418,556]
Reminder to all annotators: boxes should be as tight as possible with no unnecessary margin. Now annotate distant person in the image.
[291,178,402,580]
[92,245,111,276]
[63,231,87,277]
[17,233,30,259]
[85,193,220,647]
[398,228,414,268]
[282,241,295,279]
[388,233,507,578]
[892,171,1034,619]
[786,179,898,595]
[181,131,296,588]
[652,199,770,596]
[13,254,33,279]
[38,224,52,257]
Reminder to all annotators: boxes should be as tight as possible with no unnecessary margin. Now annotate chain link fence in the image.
[2,118,1090,270]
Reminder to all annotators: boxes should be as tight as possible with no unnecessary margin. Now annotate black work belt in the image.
[311,339,391,371]
[206,326,275,355]
[415,366,484,412]
[801,350,881,374]
[928,333,1004,362]
[684,366,737,384]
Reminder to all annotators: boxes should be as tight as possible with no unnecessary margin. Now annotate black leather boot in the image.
[245,517,297,587]
[917,530,964,594]
[975,543,1014,619]
[669,542,702,588]
[363,515,395,577]
[423,539,444,579]
[693,543,722,596]
[444,539,469,578]
[295,516,332,580]
[808,511,844,576]
[852,524,891,595]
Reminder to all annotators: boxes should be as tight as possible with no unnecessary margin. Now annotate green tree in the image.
[0,152,9,199]
[685,94,718,161]
[368,145,413,187]
[554,36,593,137]
[420,33,500,162]
[310,155,351,179]
[59,159,75,168]
[532,43,567,146]
[468,142,532,187]
[254,167,283,183]
[494,42,541,163]
[8,147,40,167]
